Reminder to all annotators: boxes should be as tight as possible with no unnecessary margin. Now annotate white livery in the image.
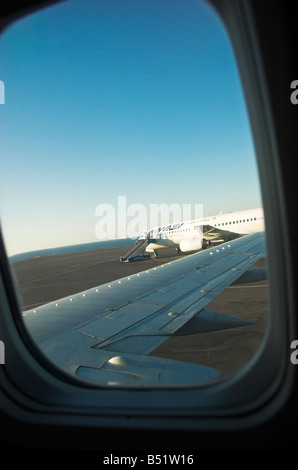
[140,207,264,254]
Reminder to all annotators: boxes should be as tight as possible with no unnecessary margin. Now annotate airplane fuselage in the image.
[142,208,264,253]
[203,207,264,235]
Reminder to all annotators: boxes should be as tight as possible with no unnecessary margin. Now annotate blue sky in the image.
[0,0,262,256]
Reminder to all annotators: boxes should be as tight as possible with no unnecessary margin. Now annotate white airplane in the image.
[122,207,265,261]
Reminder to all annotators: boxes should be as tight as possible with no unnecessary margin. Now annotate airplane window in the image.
[0,0,268,389]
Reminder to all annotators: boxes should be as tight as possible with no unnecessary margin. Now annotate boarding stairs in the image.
[120,239,149,261]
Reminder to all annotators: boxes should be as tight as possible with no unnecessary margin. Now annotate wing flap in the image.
[75,352,220,386]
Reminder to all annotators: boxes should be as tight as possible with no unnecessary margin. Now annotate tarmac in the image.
[10,244,269,379]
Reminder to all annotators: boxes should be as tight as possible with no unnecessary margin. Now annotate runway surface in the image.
[10,244,269,379]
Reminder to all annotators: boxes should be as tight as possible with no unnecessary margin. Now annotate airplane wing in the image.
[22,232,266,387]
